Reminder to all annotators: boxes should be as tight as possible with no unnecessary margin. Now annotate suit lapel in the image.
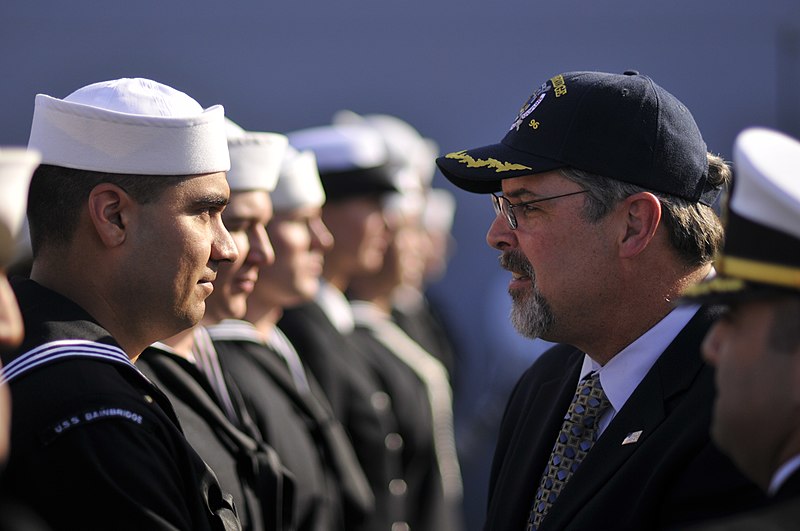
[488,348,583,531]
[541,306,719,530]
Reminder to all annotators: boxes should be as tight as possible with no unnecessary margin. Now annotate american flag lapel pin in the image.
[622,431,642,445]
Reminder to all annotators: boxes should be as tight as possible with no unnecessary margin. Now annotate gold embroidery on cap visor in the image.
[682,254,800,299]
[716,255,800,289]
[445,150,532,173]
[681,277,747,298]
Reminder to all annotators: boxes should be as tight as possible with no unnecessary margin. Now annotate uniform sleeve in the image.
[10,406,221,531]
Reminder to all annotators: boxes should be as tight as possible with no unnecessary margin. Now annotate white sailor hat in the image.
[423,187,457,234]
[0,148,40,266]
[333,112,442,219]
[332,110,439,186]
[225,118,287,192]
[271,145,326,211]
[682,127,800,301]
[333,111,421,165]
[287,123,397,202]
[28,78,230,175]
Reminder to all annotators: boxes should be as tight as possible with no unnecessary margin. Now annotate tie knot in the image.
[571,372,610,417]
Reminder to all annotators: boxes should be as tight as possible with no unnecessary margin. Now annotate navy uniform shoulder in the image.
[8,356,165,449]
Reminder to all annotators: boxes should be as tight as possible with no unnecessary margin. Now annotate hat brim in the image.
[320,166,398,202]
[679,276,796,306]
[435,140,566,194]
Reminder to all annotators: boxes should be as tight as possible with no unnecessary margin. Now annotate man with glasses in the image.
[436,70,764,530]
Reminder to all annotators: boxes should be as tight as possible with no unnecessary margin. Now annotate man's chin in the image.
[509,297,554,340]
[225,296,248,322]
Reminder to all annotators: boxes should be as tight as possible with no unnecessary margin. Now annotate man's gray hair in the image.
[558,153,730,266]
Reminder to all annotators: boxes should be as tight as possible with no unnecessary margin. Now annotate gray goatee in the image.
[499,251,556,340]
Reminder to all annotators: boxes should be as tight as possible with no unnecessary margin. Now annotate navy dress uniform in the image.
[0,78,242,530]
[348,312,455,531]
[332,110,464,530]
[680,128,800,531]
[279,298,407,530]
[391,297,458,380]
[2,280,240,530]
[218,144,375,530]
[137,338,293,531]
[0,148,52,531]
[283,123,415,530]
[132,118,293,531]
[209,320,375,531]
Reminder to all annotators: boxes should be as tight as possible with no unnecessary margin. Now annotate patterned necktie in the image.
[527,371,611,530]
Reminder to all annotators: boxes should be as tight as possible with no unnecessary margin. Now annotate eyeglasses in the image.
[491,190,588,229]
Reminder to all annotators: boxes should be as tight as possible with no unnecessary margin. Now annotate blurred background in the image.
[2,1,799,528]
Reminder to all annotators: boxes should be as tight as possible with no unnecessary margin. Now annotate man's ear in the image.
[618,192,662,258]
[87,183,135,248]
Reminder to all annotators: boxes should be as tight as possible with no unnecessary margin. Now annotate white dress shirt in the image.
[578,304,701,436]
[315,280,355,334]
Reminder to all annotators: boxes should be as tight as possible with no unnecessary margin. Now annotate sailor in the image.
[278,122,408,530]
[136,118,293,531]
[209,144,375,531]
[0,78,242,530]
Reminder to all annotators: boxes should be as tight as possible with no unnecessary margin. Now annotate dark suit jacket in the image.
[486,306,766,531]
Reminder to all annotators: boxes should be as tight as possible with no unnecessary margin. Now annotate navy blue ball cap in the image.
[436,70,721,206]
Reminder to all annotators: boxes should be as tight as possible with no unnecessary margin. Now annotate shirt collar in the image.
[315,280,355,334]
[580,303,701,414]
[769,454,800,496]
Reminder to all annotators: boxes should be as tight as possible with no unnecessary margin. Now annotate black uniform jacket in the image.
[486,305,766,531]
[279,302,407,530]
[686,465,800,530]
[350,325,456,531]
[137,346,294,531]
[209,322,374,531]
[0,278,240,531]
[392,297,458,380]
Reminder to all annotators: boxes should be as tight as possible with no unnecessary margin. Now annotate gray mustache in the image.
[499,251,534,278]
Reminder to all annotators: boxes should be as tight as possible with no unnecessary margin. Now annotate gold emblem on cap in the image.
[551,74,567,97]
[445,150,532,173]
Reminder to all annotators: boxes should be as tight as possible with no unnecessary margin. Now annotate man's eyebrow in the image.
[504,188,541,200]
[192,194,230,208]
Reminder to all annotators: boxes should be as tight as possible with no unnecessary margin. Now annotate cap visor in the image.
[436,141,565,194]
[321,166,398,202]
[679,276,792,306]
